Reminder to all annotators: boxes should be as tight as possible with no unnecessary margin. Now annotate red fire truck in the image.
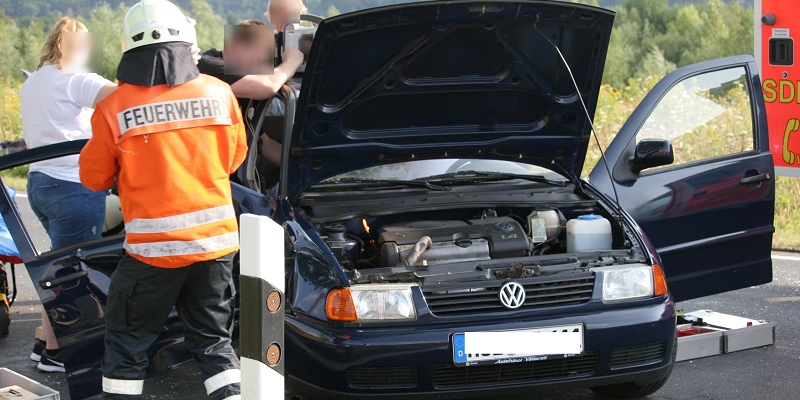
[756,0,800,176]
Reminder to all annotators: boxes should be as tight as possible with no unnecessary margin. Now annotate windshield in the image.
[323,159,567,181]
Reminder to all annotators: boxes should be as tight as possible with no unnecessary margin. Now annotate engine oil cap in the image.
[578,214,602,220]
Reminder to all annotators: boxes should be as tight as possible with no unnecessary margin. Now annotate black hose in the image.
[345,233,365,249]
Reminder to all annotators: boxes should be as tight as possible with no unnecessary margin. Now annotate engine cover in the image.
[378,217,528,267]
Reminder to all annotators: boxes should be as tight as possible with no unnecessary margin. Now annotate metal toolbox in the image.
[676,310,776,362]
[0,368,60,400]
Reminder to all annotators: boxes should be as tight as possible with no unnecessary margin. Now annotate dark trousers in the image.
[102,253,240,399]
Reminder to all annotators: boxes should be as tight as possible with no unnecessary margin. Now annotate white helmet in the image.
[122,0,196,53]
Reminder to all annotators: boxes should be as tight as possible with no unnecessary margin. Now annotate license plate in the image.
[452,324,584,366]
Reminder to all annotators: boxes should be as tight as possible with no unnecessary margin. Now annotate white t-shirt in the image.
[20,64,113,183]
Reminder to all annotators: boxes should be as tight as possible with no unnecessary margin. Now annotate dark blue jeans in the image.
[27,171,106,250]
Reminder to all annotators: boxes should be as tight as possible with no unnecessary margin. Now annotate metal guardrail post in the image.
[239,214,285,399]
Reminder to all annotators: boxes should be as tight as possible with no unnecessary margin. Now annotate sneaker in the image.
[37,349,65,373]
[30,339,46,362]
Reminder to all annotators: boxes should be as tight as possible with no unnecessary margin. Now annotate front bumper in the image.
[285,297,677,398]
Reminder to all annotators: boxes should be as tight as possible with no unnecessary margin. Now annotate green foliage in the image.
[188,0,224,53]
[602,0,754,87]
[83,3,128,80]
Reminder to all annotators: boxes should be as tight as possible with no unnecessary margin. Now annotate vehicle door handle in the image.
[39,270,88,290]
[739,173,771,186]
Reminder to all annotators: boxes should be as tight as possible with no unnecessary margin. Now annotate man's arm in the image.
[259,134,281,166]
[80,108,119,191]
[229,47,304,100]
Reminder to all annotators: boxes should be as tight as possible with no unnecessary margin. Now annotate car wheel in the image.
[0,303,9,336]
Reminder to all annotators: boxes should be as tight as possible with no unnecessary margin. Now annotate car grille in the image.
[432,352,599,388]
[347,366,419,389]
[609,342,667,369]
[422,273,595,316]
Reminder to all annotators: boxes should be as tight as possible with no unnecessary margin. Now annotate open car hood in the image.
[285,0,614,198]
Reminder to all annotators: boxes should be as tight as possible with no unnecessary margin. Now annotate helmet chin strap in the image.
[116,42,199,87]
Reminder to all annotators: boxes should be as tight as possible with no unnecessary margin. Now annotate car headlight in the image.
[593,264,662,302]
[326,284,416,322]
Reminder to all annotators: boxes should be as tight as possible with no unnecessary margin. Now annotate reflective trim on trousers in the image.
[102,377,144,395]
[124,231,239,258]
[125,204,236,234]
[222,396,241,400]
[204,369,241,395]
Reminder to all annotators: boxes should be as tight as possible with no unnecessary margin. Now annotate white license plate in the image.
[452,324,584,366]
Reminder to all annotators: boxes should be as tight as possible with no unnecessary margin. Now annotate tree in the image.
[83,3,128,80]
[635,46,677,78]
[189,0,225,53]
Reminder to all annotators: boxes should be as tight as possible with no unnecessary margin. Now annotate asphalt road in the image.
[1,194,800,399]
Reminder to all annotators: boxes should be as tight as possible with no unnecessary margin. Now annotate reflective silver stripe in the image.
[125,205,236,234]
[102,377,144,395]
[222,396,241,400]
[124,231,239,258]
[204,369,241,394]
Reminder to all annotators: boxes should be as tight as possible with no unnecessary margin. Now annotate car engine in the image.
[377,217,529,267]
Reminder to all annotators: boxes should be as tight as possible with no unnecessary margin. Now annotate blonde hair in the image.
[38,17,88,70]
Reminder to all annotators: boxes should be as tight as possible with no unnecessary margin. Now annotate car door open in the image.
[590,55,774,301]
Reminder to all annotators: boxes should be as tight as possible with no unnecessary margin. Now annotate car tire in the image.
[0,303,9,336]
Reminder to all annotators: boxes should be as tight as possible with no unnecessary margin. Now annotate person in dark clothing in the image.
[198,19,300,185]
[198,19,303,101]
[80,1,247,398]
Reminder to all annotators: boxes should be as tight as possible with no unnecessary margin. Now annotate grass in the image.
[1,166,28,192]
[774,177,800,249]
[0,80,27,192]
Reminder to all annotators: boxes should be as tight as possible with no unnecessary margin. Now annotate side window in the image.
[636,67,755,169]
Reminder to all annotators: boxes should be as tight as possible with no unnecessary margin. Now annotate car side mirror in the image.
[632,139,674,173]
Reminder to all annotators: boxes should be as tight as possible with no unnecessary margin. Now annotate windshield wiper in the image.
[420,170,568,187]
[315,178,451,191]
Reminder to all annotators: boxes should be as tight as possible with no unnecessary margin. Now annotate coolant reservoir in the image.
[566,215,612,253]
[527,210,562,243]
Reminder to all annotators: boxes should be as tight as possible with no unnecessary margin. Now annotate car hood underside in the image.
[286,0,615,198]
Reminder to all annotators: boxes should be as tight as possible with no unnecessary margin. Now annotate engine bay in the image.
[315,204,645,285]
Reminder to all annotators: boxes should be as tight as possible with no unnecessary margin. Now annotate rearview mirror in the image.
[632,139,674,172]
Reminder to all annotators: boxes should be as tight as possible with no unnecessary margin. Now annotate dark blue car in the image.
[0,1,773,399]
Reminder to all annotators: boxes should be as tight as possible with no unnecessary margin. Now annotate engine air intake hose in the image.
[404,236,432,266]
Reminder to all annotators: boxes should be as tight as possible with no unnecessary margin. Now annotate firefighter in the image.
[78,1,247,399]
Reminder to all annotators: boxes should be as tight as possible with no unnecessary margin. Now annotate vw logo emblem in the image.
[495,222,515,232]
[499,282,526,309]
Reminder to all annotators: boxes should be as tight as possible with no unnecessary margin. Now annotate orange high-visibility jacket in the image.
[80,74,247,268]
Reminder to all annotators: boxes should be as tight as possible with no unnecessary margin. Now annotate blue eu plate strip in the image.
[453,333,467,363]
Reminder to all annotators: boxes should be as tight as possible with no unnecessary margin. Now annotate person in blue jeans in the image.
[19,16,116,373]
[27,173,106,249]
